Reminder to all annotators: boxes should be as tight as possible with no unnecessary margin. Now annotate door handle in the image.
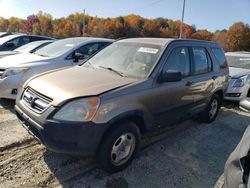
[185,81,194,86]
[212,76,218,80]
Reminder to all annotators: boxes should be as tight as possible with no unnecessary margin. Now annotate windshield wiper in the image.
[99,66,127,77]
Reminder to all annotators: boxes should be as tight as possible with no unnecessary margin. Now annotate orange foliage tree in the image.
[0,12,249,52]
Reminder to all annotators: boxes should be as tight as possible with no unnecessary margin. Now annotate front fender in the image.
[94,102,153,131]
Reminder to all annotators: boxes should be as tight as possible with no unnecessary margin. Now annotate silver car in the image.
[0,37,113,99]
[214,125,250,188]
[225,52,250,101]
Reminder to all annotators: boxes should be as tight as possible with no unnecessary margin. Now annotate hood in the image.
[229,67,250,79]
[27,66,137,106]
[0,53,51,68]
[0,51,19,58]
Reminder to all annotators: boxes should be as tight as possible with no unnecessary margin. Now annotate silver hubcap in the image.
[209,99,218,119]
[111,133,136,166]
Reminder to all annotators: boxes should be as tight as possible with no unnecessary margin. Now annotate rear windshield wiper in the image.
[99,66,127,77]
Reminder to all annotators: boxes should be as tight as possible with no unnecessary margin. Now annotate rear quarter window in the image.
[212,48,227,68]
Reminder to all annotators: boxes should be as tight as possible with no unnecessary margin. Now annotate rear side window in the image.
[163,47,190,77]
[22,36,30,44]
[98,42,110,49]
[30,36,47,42]
[212,48,227,68]
[192,47,212,75]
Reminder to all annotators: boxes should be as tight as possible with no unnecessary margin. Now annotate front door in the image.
[152,46,194,128]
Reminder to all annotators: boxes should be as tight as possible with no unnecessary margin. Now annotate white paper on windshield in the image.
[65,44,74,47]
[138,47,159,54]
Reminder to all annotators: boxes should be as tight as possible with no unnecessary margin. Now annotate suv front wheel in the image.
[97,120,140,173]
[199,93,221,123]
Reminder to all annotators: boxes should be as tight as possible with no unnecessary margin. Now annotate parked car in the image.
[15,38,228,172]
[0,34,54,51]
[225,52,250,101]
[0,40,54,59]
[0,32,12,38]
[214,125,250,188]
[0,37,114,99]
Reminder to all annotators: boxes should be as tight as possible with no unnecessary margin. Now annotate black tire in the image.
[199,93,221,123]
[97,120,140,173]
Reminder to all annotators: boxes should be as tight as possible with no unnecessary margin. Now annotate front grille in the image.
[22,87,53,113]
[0,68,5,78]
[16,111,43,142]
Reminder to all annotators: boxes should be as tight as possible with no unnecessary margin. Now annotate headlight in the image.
[53,97,100,122]
[233,75,248,88]
[3,67,29,78]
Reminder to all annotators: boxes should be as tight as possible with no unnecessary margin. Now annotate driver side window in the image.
[67,43,101,60]
[162,47,190,77]
[77,43,100,57]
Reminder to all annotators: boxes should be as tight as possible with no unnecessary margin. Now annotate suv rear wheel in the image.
[97,120,140,173]
[199,93,221,123]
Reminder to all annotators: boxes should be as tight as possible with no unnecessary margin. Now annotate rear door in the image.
[188,46,216,109]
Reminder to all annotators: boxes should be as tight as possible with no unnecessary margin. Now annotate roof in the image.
[118,38,175,46]
[118,37,219,47]
[60,37,113,41]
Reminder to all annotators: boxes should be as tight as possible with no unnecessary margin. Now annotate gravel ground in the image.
[0,99,249,188]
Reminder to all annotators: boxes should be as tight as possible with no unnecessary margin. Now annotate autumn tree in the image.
[36,11,53,36]
[0,17,9,32]
[24,15,39,33]
[0,11,249,52]
[7,17,25,32]
[52,18,67,38]
[191,29,213,41]
[124,15,144,37]
[225,22,250,51]
[85,16,105,37]
[140,19,160,37]
[212,31,227,51]
[67,12,84,37]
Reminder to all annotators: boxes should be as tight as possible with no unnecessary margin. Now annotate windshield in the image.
[15,41,49,53]
[226,54,250,69]
[83,42,163,79]
[34,38,84,57]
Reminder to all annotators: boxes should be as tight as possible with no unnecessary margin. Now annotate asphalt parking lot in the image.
[0,99,249,188]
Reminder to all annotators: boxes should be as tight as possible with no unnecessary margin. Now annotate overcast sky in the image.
[0,0,249,32]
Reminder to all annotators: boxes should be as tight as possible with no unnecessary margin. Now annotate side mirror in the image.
[158,70,182,83]
[5,42,15,48]
[73,52,85,63]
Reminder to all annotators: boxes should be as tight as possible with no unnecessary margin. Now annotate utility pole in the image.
[179,0,186,39]
[82,9,86,36]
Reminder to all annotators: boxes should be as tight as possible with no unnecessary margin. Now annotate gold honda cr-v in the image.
[15,38,229,172]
